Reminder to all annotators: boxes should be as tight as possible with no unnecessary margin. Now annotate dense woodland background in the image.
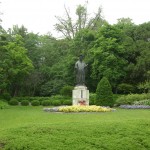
[0,4,150,98]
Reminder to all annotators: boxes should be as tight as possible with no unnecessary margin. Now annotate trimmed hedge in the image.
[9,99,19,106]
[89,93,96,105]
[21,100,29,106]
[31,100,40,106]
[63,100,72,105]
[96,77,114,107]
[41,100,52,106]
[51,100,61,106]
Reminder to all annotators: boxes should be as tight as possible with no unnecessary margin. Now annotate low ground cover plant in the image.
[0,107,150,150]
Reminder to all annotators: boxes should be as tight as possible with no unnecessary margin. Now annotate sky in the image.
[1,0,150,38]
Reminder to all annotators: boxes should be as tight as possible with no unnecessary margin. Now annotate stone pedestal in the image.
[72,86,89,105]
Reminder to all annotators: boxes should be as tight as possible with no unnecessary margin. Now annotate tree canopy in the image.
[0,4,150,97]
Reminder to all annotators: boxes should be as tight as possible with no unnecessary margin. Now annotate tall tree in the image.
[0,33,33,96]
[90,24,128,90]
[55,4,106,39]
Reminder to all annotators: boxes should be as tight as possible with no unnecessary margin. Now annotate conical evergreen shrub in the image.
[96,77,114,107]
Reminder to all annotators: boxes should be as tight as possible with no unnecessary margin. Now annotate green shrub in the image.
[117,83,135,94]
[21,100,29,106]
[41,100,52,106]
[134,99,150,105]
[89,93,96,105]
[96,77,114,107]
[60,86,73,97]
[115,93,150,106]
[0,100,9,109]
[52,100,61,106]
[9,99,19,106]
[31,100,40,106]
[51,95,65,100]
[62,100,72,105]
[1,92,11,101]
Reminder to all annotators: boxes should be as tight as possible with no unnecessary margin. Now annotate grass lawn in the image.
[0,106,150,150]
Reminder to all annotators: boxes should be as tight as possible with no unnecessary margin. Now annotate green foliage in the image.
[0,100,9,109]
[89,93,96,105]
[31,100,40,106]
[116,93,150,106]
[41,100,52,106]
[1,92,11,100]
[138,80,150,93]
[60,85,73,97]
[50,95,66,100]
[9,99,19,106]
[1,19,150,97]
[51,100,61,106]
[134,99,150,106]
[21,100,29,106]
[0,107,150,150]
[40,80,65,96]
[117,83,135,94]
[96,77,114,107]
[91,24,128,88]
[62,100,72,105]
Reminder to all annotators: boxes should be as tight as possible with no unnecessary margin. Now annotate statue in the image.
[75,55,88,86]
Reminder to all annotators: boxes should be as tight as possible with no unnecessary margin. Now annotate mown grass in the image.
[0,106,150,150]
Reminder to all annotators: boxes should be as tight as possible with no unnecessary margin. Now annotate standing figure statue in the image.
[75,55,88,86]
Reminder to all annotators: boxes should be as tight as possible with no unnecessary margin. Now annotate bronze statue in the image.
[75,55,88,86]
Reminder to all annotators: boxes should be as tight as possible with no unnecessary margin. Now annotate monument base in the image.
[72,86,89,106]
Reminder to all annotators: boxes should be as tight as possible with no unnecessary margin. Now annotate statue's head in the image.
[79,54,84,61]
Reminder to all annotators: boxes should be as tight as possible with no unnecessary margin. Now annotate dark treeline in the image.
[0,5,150,97]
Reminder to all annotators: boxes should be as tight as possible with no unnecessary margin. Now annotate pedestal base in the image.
[72,86,89,105]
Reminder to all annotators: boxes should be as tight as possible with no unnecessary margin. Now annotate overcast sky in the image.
[1,0,150,38]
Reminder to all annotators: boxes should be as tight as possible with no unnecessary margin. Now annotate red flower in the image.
[79,100,86,105]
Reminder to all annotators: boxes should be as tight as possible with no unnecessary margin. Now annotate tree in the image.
[55,4,106,39]
[91,24,128,90]
[96,77,114,107]
[0,34,33,96]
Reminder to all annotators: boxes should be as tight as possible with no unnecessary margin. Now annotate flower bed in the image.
[59,105,113,112]
[43,105,114,113]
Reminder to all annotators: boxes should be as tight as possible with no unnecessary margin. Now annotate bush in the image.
[117,83,135,94]
[133,99,150,105]
[41,100,52,106]
[31,100,40,106]
[115,93,150,106]
[51,95,65,100]
[89,93,96,105]
[51,100,61,106]
[21,100,29,106]
[9,99,19,106]
[60,86,74,97]
[1,92,11,101]
[62,100,72,105]
[0,100,9,109]
[96,77,114,107]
